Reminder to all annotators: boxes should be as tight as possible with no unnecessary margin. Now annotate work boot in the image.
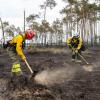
[11,71,23,77]
[75,59,82,63]
[16,71,23,76]
[71,59,75,62]
[9,73,28,91]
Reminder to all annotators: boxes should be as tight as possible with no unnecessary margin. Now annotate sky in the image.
[0,0,66,29]
[0,0,99,40]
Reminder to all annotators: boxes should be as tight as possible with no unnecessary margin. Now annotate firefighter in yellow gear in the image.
[6,29,36,76]
[67,35,85,62]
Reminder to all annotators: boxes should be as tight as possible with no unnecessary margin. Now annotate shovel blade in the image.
[30,70,38,80]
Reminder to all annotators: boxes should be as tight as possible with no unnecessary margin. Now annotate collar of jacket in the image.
[19,33,25,40]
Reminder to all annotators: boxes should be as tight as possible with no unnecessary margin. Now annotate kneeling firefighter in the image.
[4,29,36,77]
[67,35,85,62]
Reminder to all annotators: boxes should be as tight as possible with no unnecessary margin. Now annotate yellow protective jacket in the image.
[9,34,26,60]
[67,37,82,50]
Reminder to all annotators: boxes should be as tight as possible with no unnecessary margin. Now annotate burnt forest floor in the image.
[0,46,100,100]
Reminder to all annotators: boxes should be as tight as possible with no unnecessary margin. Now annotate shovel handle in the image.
[78,53,89,64]
[70,46,89,64]
[25,60,33,74]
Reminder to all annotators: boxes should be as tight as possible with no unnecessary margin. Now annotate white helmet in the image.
[73,33,79,37]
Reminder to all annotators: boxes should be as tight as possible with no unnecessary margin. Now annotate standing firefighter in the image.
[67,35,85,62]
[5,29,35,77]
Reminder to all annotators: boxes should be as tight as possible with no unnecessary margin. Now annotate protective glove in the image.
[68,44,72,49]
[71,47,75,51]
[75,49,78,53]
[22,56,26,62]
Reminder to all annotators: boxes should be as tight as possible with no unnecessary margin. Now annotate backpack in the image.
[3,34,25,49]
[19,34,25,49]
[81,44,86,51]
[3,40,11,49]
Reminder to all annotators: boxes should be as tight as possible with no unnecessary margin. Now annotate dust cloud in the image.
[83,65,93,72]
[34,67,76,86]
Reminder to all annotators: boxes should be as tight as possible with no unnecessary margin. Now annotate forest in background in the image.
[0,0,100,47]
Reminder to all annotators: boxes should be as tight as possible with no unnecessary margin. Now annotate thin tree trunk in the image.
[24,10,26,33]
[66,22,68,40]
[41,34,44,46]
[43,4,47,45]
[90,21,93,46]
[81,19,84,39]
[0,18,5,45]
[50,33,53,46]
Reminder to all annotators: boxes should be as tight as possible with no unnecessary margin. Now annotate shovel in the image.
[70,45,93,71]
[71,46,92,65]
[78,52,93,66]
[78,52,89,64]
[77,52,94,72]
[72,50,93,71]
[25,59,38,79]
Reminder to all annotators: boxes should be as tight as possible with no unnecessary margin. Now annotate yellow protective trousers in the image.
[7,46,22,74]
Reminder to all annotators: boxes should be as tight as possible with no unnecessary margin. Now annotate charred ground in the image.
[0,46,100,100]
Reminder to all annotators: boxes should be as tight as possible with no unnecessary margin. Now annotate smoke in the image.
[34,67,76,86]
[83,65,93,72]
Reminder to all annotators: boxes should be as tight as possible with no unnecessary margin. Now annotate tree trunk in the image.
[90,21,93,46]
[0,18,5,45]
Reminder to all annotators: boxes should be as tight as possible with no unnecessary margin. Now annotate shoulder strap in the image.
[19,34,26,49]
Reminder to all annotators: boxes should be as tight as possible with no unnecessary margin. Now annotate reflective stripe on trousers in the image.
[12,63,21,73]
[7,47,22,73]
